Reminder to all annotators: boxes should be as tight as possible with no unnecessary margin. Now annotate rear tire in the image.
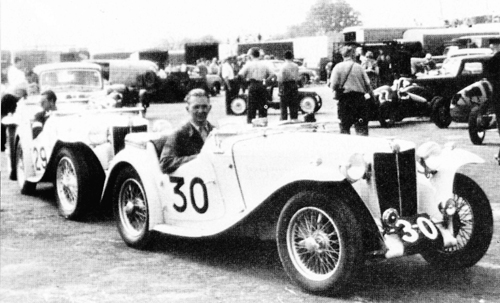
[230,95,247,115]
[113,166,154,249]
[431,96,452,128]
[299,96,317,114]
[468,106,486,145]
[277,191,363,294]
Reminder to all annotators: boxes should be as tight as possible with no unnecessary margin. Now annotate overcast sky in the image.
[1,0,499,53]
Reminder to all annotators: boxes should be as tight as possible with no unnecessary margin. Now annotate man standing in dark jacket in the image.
[160,88,214,174]
[486,38,500,164]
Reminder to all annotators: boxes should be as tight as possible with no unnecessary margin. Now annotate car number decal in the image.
[32,147,48,171]
[395,216,439,243]
[169,176,209,214]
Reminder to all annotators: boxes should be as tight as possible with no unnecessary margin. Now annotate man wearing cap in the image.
[486,38,500,164]
[159,88,214,174]
[238,47,275,124]
[277,50,300,121]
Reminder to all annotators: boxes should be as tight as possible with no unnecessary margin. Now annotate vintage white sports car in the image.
[101,121,493,295]
[3,96,149,220]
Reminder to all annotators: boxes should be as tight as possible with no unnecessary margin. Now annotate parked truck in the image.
[401,24,500,55]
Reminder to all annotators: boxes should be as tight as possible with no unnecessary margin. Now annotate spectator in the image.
[7,57,27,88]
[486,38,500,164]
[32,90,57,139]
[159,89,214,174]
[377,50,391,85]
[325,61,333,86]
[277,50,300,121]
[423,53,436,73]
[1,93,22,151]
[361,51,380,89]
[238,47,275,124]
[330,45,373,136]
[209,57,219,75]
[222,56,237,114]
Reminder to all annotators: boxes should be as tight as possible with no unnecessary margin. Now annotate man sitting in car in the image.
[32,90,57,138]
[159,88,214,174]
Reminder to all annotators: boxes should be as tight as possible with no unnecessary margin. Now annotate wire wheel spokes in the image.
[287,207,341,281]
[445,194,474,252]
[119,178,147,236]
[57,157,78,208]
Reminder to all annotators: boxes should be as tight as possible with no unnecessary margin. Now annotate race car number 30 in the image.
[169,176,209,214]
[396,215,439,243]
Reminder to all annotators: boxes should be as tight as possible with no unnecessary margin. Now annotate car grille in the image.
[373,149,417,217]
[112,125,148,154]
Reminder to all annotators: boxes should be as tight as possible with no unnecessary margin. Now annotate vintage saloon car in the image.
[101,121,493,295]
[3,89,149,220]
[377,55,493,128]
[449,79,498,145]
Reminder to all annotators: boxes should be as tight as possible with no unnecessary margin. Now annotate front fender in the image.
[418,147,484,220]
[101,143,164,230]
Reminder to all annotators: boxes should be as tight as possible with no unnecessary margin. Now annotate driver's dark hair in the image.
[41,90,57,103]
[284,50,294,60]
[184,88,209,103]
[249,47,260,59]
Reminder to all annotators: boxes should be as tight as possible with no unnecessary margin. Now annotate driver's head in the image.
[40,90,57,111]
[489,38,500,53]
[185,88,211,126]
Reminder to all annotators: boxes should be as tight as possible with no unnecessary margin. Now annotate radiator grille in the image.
[112,125,148,154]
[373,149,417,217]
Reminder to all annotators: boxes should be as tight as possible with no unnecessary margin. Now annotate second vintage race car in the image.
[449,78,498,145]
[100,121,493,295]
[3,93,149,220]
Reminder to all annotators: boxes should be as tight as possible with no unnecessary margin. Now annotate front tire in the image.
[468,106,486,145]
[431,96,452,128]
[113,166,153,249]
[15,142,36,195]
[277,192,363,294]
[55,147,99,220]
[230,95,247,115]
[421,173,493,269]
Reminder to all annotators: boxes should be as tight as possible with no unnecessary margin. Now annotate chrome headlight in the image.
[340,153,369,183]
[382,208,399,228]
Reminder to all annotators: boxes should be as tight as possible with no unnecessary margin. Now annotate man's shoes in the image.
[495,153,500,166]
[1,146,5,152]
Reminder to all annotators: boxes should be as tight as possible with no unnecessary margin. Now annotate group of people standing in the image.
[222,47,302,123]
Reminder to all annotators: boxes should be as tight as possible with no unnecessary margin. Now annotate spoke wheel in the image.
[287,207,341,280]
[431,96,452,128]
[55,147,101,220]
[56,156,79,216]
[421,173,493,269]
[114,166,153,249]
[277,192,363,294]
[299,96,317,114]
[230,95,247,115]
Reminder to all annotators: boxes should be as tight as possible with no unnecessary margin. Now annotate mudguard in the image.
[417,147,484,220]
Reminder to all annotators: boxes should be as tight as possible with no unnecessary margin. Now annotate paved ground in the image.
[1,86,499,302]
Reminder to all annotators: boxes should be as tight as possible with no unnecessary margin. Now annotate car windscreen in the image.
[39,69,103,92]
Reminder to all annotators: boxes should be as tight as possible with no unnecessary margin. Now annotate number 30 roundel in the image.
[169,176,209,214]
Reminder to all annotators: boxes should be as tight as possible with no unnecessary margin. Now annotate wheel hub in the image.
[301,231,330,253]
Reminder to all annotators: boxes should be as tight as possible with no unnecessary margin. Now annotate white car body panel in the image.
[105,122,482,241]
